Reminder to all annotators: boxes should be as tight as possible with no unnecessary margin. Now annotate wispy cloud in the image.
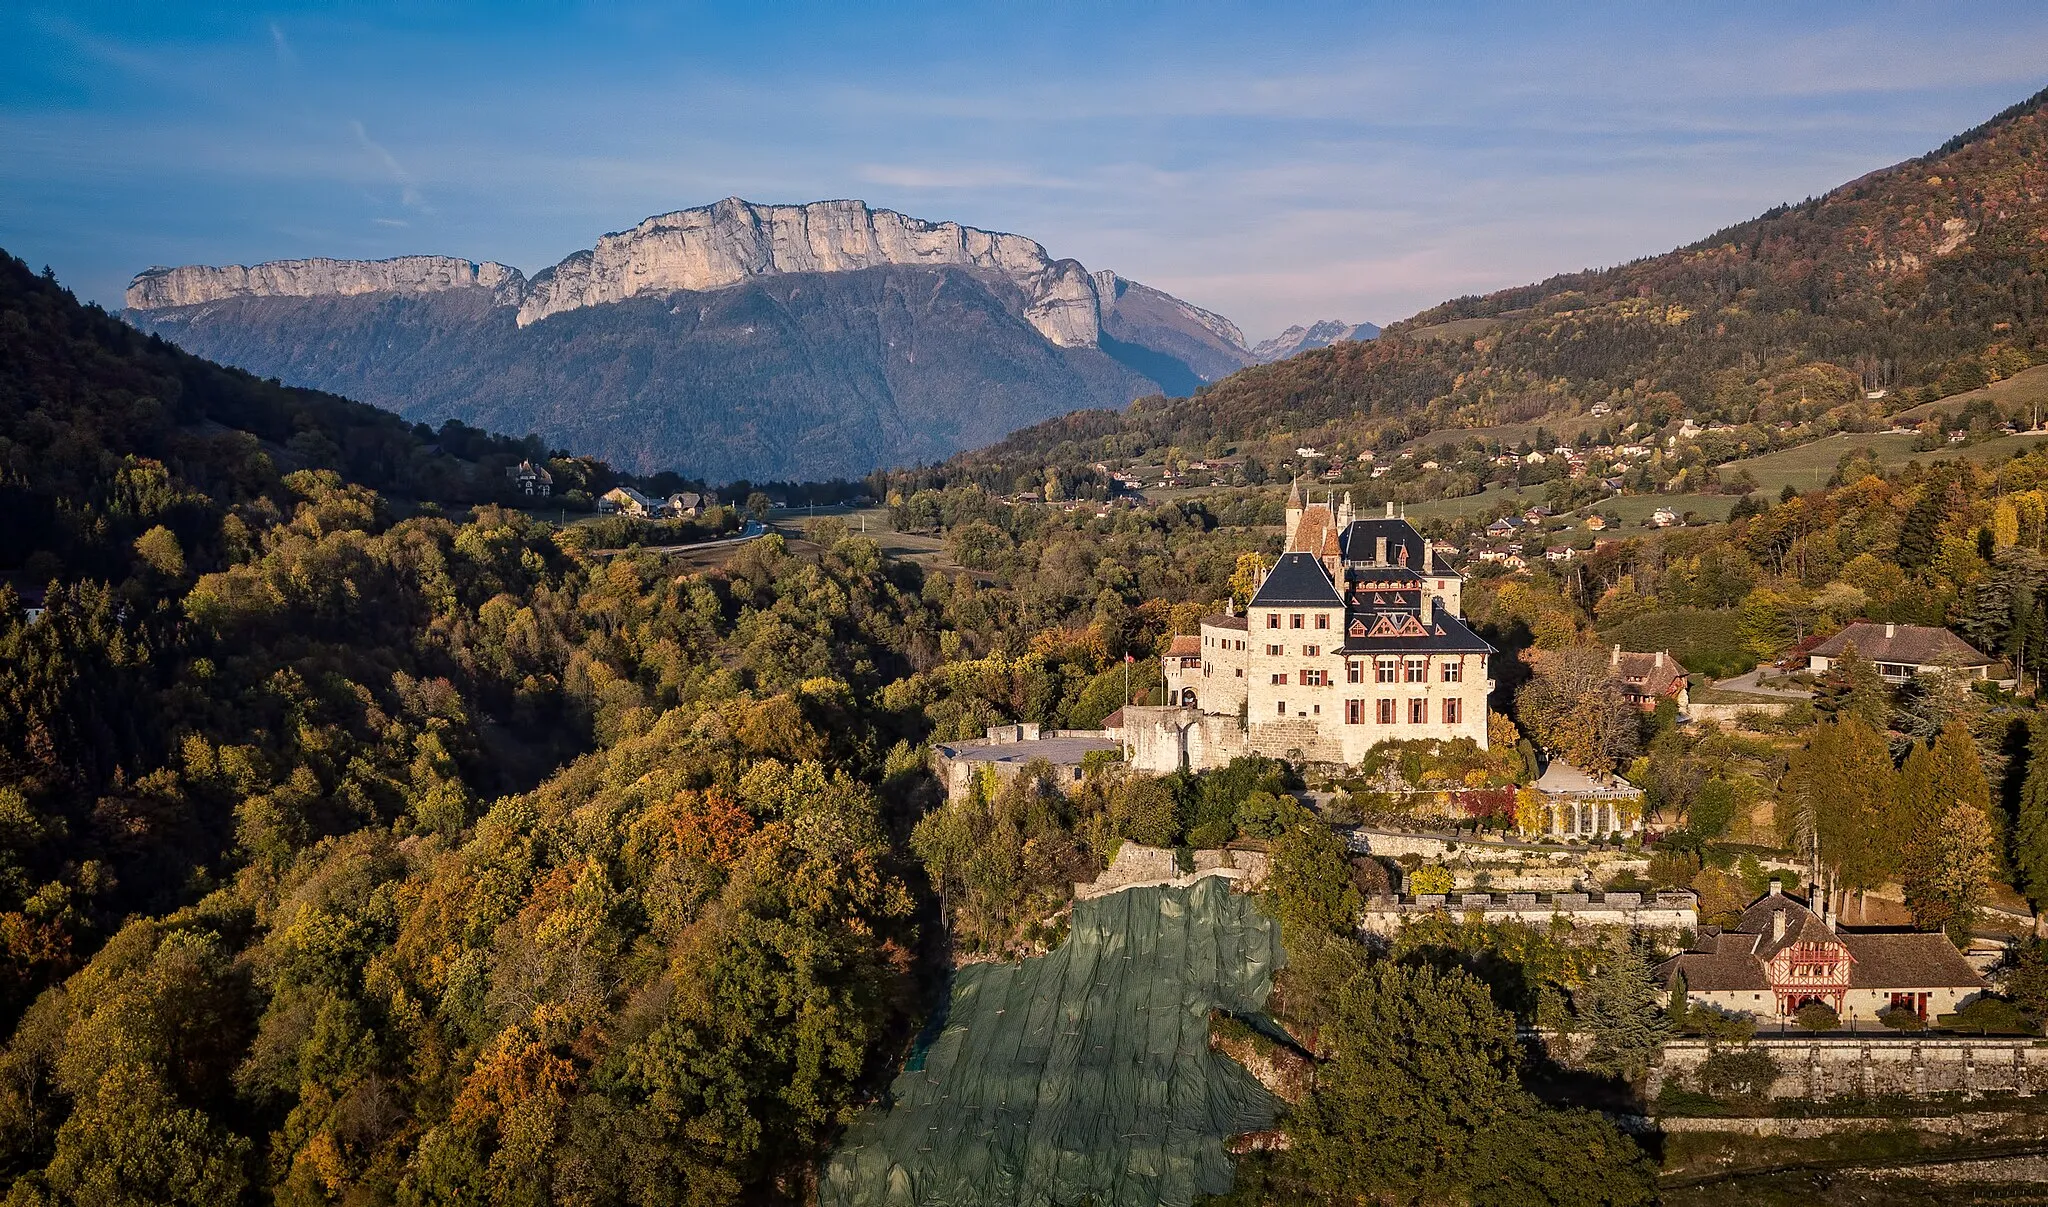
[269,22,296,68]
[372,217,408,227]
[349,120,425,211]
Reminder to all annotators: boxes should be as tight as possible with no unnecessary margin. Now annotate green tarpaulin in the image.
[823,877,1284,1207]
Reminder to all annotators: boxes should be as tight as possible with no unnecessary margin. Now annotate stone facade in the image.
[1358,889,1697,935]
[1650,1037,2048,1101]
[1144,496,1494,772]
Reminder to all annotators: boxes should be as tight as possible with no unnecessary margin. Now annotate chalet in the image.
[666,491,710,518]
[1583,514,1607,531]
[507,460,553,498]
[1657,883,1984,1024]
[1485,517,1520,538]
[1609,645,1688,712]
[1544,546,1576,562]
[1807,622,2009,686]
[1649,507,1679,527]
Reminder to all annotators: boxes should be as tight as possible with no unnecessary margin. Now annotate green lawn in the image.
[1720,430,2048,496]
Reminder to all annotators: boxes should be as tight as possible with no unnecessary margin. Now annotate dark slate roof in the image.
[1250,552,1343,607]
[1337,608,1494,655]
[1339,517,1461,577]
[1811,622,1993,668]
[1350,567,1422,588]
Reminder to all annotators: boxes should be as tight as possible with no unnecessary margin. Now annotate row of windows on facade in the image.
[1253,656,1464,684]
[1269,698,1466,724]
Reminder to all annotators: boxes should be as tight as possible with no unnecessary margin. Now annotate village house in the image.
[665,491,710,518]
[1657,883,1984,1025]
[1138,489,1495,770]
[597,486,666,517]
[1807,622,2010,686]
[1609,645,1689,712]
[506,460,553,498]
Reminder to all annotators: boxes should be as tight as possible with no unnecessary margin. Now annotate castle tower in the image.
[1285,477,1304,546]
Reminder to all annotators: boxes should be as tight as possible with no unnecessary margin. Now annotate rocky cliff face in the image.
[129,199,1238,362]
[126,256,524,309]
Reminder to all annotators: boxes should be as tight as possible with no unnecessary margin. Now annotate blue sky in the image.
[5,3,2047,341]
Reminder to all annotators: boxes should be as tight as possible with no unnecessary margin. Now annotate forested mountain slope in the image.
[965,85,2048,472]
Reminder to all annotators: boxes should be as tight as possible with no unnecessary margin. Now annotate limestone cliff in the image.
[126,256,524,310]
[125,198,1253,366]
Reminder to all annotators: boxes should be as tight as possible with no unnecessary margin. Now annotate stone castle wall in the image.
[1649,1036,2048,1101]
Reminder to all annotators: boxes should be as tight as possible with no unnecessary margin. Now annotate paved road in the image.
[593,519,768,557]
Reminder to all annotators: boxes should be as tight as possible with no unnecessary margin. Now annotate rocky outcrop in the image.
[126,198,1251,366]
[1250,319,1379,363]
[126,256,523,310]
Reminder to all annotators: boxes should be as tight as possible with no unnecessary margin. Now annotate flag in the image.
[1125,653,1134,664]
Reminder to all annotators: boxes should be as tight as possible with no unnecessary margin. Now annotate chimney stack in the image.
[1385,501,1396,519]
[1768,877,1782,896]
[1611,643,1621,666]
[1423,538,1435,574]
[1375,536,1387,565]
[1422,593,1435,626]
[1885,622,1896,639]
[1772,910,1786,942]
[1654,650,1665,668]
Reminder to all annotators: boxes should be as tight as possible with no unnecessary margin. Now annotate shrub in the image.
[1794,1002,1840,1032]
[1939,996,2037,1035]
[1694,1047,1780,1100]
[1409,864,1454,896]
[1879,1005,1926,1031]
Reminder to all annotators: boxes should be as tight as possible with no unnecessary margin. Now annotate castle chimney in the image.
[1385,501,1396,519]
[1772,910,1786,942]
[1423,538,1434,574]
[1885,622,1896,639]
[1375,536,1387,565]
[1654,650,1665,669]
[1769,877,1782,896]
[1340,492,1354,528]
[1611,643,1621,666]
[1422,593,1434,626]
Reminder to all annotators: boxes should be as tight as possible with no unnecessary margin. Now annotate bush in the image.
[1694,1047,1780,1100]
[1408,864,1454,896]
[1939,996,2037,1035]
[1879,1005,1926,1031]
[1794,1002,1840,1032]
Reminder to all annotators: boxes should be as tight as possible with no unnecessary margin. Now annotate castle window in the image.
[1408,698,1427,724]
[1442,698,1463,725]
[1375,698,1395,724]
[1314,613,1329,630]
[1404,658,1427,683]
[1266,644,1283,656]
[1302,669,1326,686]
[1441,659,1463,683]
[1276,701,1287,716]
[1236,640,1244,651]
[1347,661,1363,684]
[1346,699,1365,724]
[1375,658,1397,684]
[1268,613,1280,628]
[1270,673,1287,685]
[1302,645,1319,658]
[1290,613,1304,629]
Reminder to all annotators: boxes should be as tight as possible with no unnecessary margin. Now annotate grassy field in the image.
[1719,430,2048,495]
[1888,363,2048,424]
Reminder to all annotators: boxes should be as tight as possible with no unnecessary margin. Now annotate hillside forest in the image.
[10,85,2048,1207]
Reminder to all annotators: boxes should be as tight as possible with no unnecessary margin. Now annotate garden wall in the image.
[1650,1036,2048,1101]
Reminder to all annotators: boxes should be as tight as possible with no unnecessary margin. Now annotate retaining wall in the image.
[1650,1036,2048,1101]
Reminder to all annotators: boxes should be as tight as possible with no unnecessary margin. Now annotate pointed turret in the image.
[1284,477,1305,546]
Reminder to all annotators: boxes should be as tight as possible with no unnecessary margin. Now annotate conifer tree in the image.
[1784,716,1896,914]
[2013,715,2048,912]
[1901,719,1996,935]
[1576,934,1673,1083]
[1811,645,1889,731]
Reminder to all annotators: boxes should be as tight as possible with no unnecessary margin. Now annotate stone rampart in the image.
[1650,1036,2048,1101]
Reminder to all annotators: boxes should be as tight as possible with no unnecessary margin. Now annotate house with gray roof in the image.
[1808,622,2009,686]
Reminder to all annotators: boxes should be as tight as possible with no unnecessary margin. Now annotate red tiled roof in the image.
[1166,635,1201,656]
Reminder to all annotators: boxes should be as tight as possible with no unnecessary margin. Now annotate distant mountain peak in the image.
[1250,319,1379,362]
